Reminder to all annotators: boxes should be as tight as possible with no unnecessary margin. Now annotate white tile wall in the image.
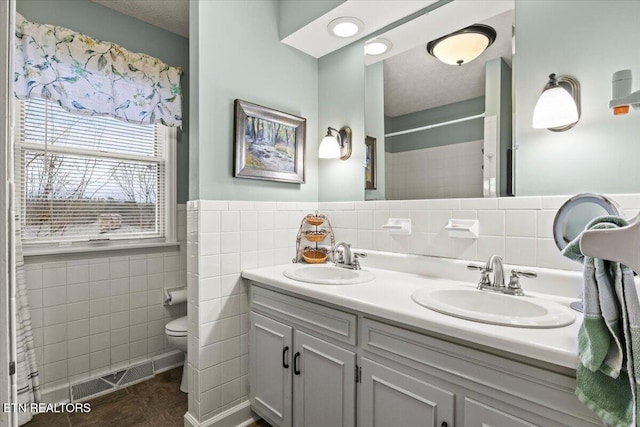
[319,194,640,272]
[385,141,484,200]
[187,194,640,424]
[187,201,316,423]
[24,205,188,396]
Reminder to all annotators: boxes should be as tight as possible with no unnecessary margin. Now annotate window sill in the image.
[23,241,180,259]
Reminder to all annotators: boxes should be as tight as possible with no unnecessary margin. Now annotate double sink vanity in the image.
[242,250,601,427]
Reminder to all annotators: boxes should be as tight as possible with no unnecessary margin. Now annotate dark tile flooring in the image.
[27,366,270,427]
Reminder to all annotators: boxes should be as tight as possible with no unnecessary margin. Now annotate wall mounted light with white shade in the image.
[532,73,581,132]
[318,126,352,160]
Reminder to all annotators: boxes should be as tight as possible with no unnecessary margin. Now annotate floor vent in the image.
[101,370,127,386]
[119,362,154,387]
[69,361,155,402]
[70,378,113,402]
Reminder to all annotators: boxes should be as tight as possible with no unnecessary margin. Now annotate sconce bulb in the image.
[318,135,341,159]
[532,86,579,129]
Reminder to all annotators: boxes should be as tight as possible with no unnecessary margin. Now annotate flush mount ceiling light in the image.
[426,24,497,66]
[532,73,581,132]
[327,17,364,38]
[318,126,352,160]
[365,38,393,56]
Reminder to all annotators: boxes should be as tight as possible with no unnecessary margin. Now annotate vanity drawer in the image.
[250,285,357,345]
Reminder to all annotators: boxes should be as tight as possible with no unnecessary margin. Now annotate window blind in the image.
[16,98,168,244]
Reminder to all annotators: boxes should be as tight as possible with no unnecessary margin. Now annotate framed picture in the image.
[234,99,306,184]
[365,136,376,190]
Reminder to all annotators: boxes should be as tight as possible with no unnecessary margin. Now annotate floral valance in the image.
[14,13,183,127]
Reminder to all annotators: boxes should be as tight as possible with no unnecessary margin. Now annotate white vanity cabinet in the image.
[249,286,357,427]
[359,358,454,427]
[248,282,602,427]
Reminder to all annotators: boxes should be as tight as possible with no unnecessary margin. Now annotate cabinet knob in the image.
[293,352,301,375]
[282,346,289,369]
[441,422,448,427]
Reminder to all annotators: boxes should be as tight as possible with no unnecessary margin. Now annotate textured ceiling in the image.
[91,0,188,38]
[384,11,513,117]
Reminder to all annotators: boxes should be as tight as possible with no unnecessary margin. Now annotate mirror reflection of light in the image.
[365,38,392,56]
[327,17,364,38]
[432,33,491,65]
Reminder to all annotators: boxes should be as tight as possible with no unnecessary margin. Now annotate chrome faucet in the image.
[468,255,537,296]
[486,254,505,289]
[334,241,366,270]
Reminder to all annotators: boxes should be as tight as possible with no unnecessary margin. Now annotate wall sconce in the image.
[532,73,580,132]
[318,126,352,160]
[426,24,496,66]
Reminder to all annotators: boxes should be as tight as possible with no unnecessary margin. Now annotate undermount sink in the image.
[411,287,576,328]
[283,264,375,285]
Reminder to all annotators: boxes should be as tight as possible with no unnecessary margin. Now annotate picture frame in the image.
[365,136,376,190]
[234,99,306,184]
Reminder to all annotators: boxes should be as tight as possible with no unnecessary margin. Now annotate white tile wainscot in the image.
[186,200,318,425]
[24,205,188,403]
[320,194,640,273]
[186,193,640,426]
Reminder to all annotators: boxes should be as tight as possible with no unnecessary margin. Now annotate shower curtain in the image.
[14,222,41,425]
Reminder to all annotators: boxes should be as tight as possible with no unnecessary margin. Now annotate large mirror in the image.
[359,0,640,201]
[364,1,514,200]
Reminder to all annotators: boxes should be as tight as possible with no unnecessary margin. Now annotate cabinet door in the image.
[293,330,356,427]
[464,398,537,427]
[359,358,454,427]
[250,311,293,427]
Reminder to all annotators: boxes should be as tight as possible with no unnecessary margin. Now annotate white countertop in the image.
[242,263,582,369]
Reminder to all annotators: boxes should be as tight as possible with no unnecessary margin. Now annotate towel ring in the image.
[553,193,621,250]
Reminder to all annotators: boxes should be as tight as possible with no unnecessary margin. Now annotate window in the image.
[16,98,176,252]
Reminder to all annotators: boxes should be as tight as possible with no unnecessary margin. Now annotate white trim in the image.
[165,126,177,243]
[17,142,163,164]
[0,1,16,426]
[15,101,178,249]
[23,240,179,257]
[184,401,259,427]
[384,113,485,137]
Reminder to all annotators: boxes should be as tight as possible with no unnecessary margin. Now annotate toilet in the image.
[165,316,189,393]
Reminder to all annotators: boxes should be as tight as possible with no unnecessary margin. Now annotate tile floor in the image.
[26,366,270,427]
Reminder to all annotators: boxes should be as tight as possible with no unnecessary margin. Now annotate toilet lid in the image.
[165,316,188,334]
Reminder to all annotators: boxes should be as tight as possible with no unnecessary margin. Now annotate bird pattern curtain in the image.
[14,12,183,127]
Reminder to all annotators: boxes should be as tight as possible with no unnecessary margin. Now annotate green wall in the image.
[365,62,385,201]
[484,57,512,196]
[16,0,190,203]
[515,0,640,195]
[318,41,366,202]
[192,0,319,201]
[385,97,485,153]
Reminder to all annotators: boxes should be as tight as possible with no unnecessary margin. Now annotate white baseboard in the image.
[184,400,259,427]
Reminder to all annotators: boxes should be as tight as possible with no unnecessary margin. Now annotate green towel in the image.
[563,215,640,427]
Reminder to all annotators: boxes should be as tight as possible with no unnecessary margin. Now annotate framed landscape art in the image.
[234,99,306,184]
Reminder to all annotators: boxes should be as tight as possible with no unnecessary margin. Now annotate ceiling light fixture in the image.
[327,17,364,38]
[365,38,393,56]
[426,24,497,66]
[532,73,580,131]
[318,126,352,160]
